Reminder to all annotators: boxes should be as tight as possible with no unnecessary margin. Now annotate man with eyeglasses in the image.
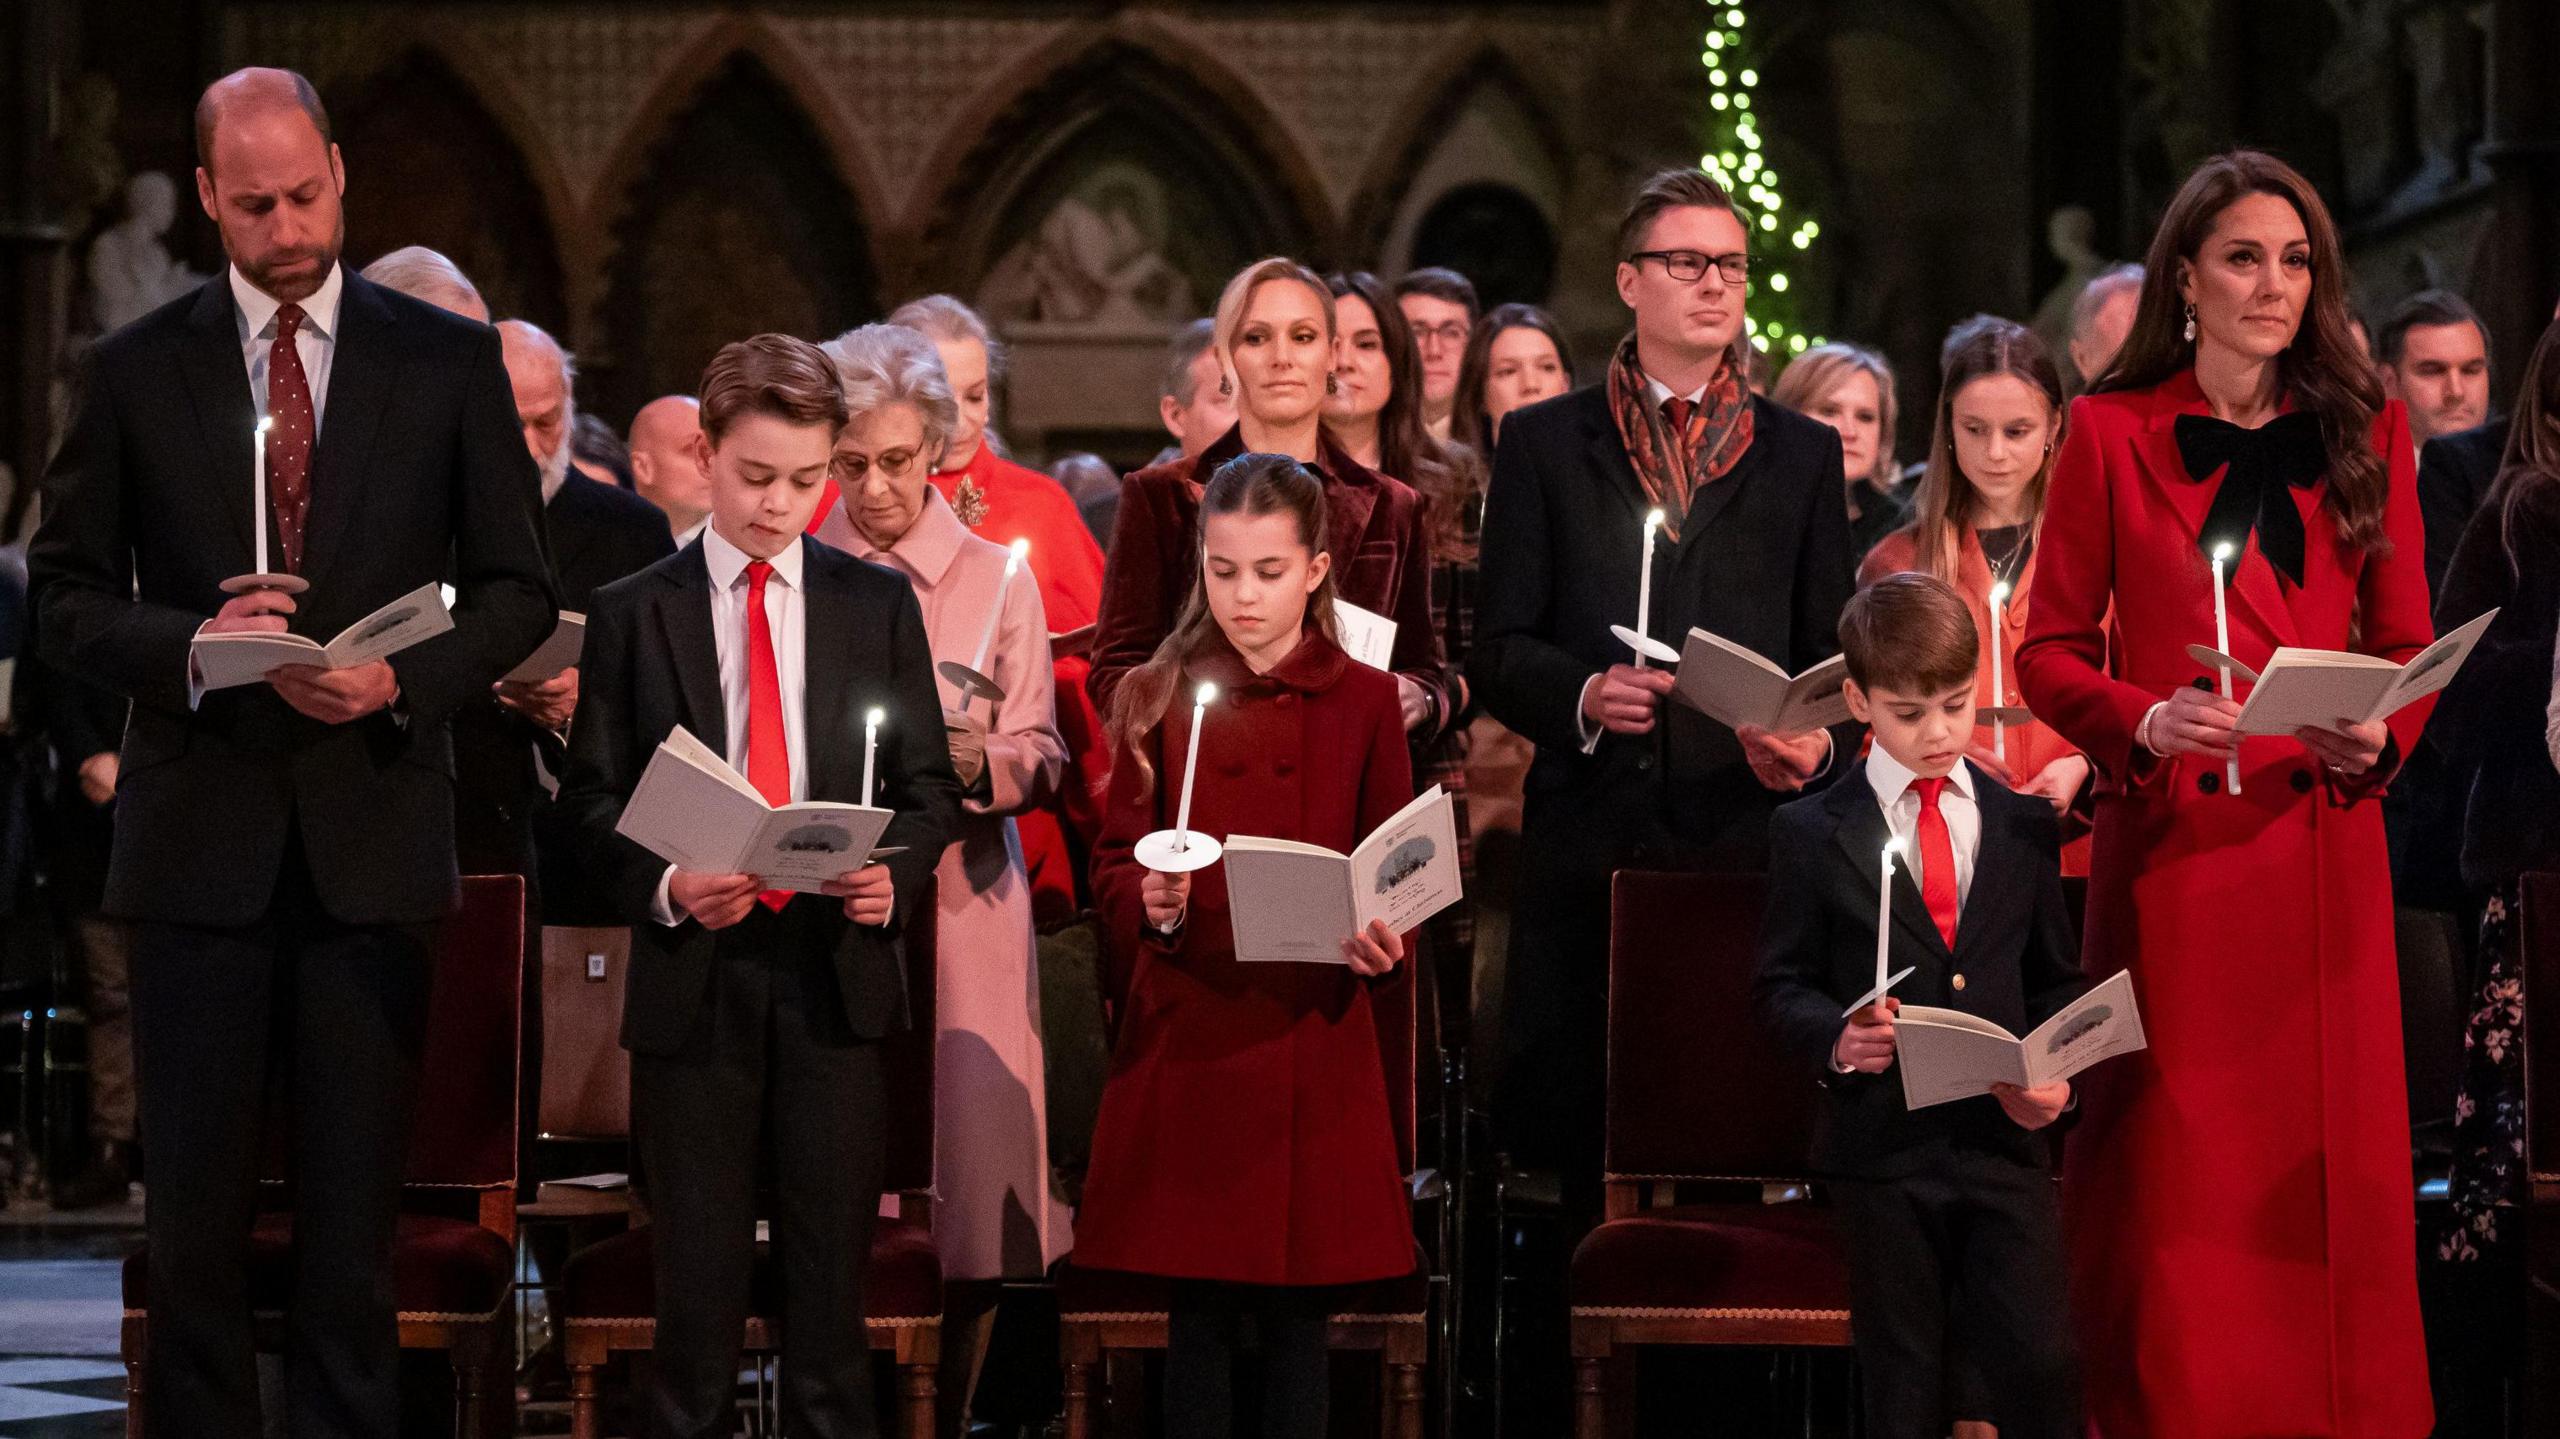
[1394,266,1480,443]
[1470,167,1857,1211]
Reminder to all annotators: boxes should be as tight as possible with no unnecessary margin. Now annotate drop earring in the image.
[2182,303,2198,343]
[1218,375,1232,397]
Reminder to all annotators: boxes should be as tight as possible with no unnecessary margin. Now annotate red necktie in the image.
[266,303,317,573]
[1662,395,1695,435]
[744,560,792,911]
[1913,777,1959,949]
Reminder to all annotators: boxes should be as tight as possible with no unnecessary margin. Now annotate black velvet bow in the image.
[2174,410,2328,587]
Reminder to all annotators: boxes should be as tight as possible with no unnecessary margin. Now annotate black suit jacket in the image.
[1751,761,2085,1179]
[1468,383,1859,880]
[451,470,676,912]
[27,271,556,927]
[2418,417,2508,604]
[2387,416,2509,907]
[30,658,128,911]
[556,535,961,1053]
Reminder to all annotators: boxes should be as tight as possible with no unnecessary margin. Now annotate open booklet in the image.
[505,611,586,682]
[1893,970,2148,1111]
[2188,607,2497,736]
[613,725,896,894]
[1224,785,1461,964]
[191,582,454,692]
[1333,597,1397,671]
[1669,628,1852,733]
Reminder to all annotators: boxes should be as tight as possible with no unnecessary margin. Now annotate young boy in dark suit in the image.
[557,335,961,1439]
[1751,571,2085,1439]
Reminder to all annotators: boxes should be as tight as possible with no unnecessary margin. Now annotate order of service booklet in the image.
[1670,627,1853,733]
[1223,784,1461,964]
[1893,969,2148,1111]
[2189,607,2496,736]
[613,725,895,894]
[190,582,454,692]
[505,611,587,682]
[1333,597,1397,671]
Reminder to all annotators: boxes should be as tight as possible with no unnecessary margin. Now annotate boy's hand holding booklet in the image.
[2184,607,2496,736]
[1224,785,1462,964]
[1893,970,2148,1111]
[191,582,453,692]
[614,726,895,894]
[1669,627,1853,734]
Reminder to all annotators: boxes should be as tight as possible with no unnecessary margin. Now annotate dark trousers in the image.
[1832,1148,2080,1439]
[1164,1281,1332,1439]
[129,850,436,1439]
[633,901,887,1439]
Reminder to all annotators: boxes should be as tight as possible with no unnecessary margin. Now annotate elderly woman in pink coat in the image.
[817,323,1073,1430]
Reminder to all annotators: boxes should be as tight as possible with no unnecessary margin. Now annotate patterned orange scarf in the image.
[1606,333,1755,541]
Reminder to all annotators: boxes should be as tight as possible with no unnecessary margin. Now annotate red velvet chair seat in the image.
[122,1212,514,1320]
[1569,1202,1849,1318]
[1054,1261,1428,1321]
[558,1219,943,1324]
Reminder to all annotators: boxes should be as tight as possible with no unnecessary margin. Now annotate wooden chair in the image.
[556,894,942,1439]
[1566,870,1853,1438]
[1056,956,1429,1439]
[2518,872,2559,1420]
[120,873,527,1438]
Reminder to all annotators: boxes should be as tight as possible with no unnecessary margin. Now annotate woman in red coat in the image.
[1080,453,1415,1439]
[1088,258,1451,741]
[2016,151,2434,1437]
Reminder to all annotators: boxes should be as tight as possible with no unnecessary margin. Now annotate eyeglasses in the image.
[1411,322,1471,350]
[1627,249,1751,285]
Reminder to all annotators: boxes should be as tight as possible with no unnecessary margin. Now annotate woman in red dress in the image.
[2016,150,2434,1437]
[1079,453,1414,1439]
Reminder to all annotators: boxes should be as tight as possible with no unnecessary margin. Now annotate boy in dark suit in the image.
[1751,572,2085,1439]
[557,335,960,1439]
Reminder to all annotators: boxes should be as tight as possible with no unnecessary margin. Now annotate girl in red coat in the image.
[2016,151,2434,1437]
[1079,452,1415,1439]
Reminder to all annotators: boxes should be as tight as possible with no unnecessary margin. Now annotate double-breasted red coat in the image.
[2017,370,2434,1438]
[1074,628,1417,1287]
[1861,526,2093,873]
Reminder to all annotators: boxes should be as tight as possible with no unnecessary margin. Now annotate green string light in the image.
[1694,3,1823,352]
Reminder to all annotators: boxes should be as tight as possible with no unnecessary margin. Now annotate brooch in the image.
[952,477,990,527]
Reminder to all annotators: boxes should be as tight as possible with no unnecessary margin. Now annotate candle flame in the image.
[1008,537,1030,565]
[2211,541,2235,562]
[1644,507,1667,531]
[1883,836,1905,863]
[1989,581,2011,604]
[255,415,274,435]
[1194,681,1218,706]
[864,707,886,727]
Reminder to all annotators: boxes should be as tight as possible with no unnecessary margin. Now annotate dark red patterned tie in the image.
[1662,395,1695,435]
[266,303,317,573]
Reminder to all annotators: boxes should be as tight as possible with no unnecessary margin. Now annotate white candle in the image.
[2211,542,2240,796]
[1173,682,1217,849]
[1988,580,2011,765]
[1875,838,1902,1000]
[862,706,884,807]
[252,415,274,575]
[1633,508,1665,668]
[967,538,1030,676]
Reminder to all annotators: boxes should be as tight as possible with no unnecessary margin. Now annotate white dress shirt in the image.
[652,526,809,924]
[1865,745,1982,915]
[231,261,342,433]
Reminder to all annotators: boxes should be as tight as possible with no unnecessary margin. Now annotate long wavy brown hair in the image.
[2095,149,2389,552]
[2493,313,2560,572]
[1104,452,1343,798]
[1326,270,1479,560]
[1900,316,2067,581]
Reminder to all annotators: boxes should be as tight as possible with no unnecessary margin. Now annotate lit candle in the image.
[967,538,1030,676]
[1633,508,1665,668]
[1988,580,2011,766]
[862,706,884,807]
[252,415,274,575]
[2211,541,2240,797]
[1875,837,1903,1001]
[1173,682,1217,849]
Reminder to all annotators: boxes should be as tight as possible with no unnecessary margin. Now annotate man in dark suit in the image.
[26,69,554,1438]
[557,336,958,1438]
[1752,574,2085,1439]
[1468,167,1858,1195]
[2419,418,2509,605]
